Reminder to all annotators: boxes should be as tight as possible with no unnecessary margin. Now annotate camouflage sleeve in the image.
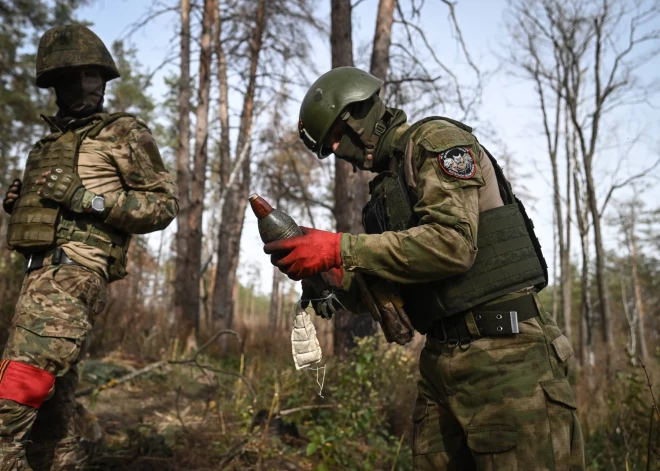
[103,119,179,234]
[340,123,484,284]
[333,270,367,312]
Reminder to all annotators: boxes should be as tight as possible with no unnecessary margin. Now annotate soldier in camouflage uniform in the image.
[264,67,584,470]
[0,25,178,470]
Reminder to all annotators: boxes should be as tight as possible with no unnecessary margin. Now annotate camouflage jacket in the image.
[340,119,503,285]
[44,113,179,235]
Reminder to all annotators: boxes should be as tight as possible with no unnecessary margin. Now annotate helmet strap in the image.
[341,97,392,170]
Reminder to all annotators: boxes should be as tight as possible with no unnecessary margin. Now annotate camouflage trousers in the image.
[412,299,584,470]
[0,265,107,471]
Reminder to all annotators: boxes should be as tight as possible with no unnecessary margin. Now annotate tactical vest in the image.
[7,112,134,281]
[362,117,548,333]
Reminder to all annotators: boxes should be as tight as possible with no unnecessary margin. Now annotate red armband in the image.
[0,360,55,408]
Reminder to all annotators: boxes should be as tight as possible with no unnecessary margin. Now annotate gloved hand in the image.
[300,275,345,320]
[2,179,22,215]
[36,168,90,213]
[264,227,342,280]
[299,268,343,309]
[300,279,321,311]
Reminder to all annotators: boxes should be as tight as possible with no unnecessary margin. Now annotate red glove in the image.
[264,227,342,280]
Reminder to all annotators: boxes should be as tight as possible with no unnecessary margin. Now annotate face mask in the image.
[331,96,397,173]
[54,68,105,118]
[291,308,323,370]
[334,131,368,168]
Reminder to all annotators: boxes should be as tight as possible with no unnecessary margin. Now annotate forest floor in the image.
[78,365,328,471]
[71,334,660,471]
[75,334,417,471]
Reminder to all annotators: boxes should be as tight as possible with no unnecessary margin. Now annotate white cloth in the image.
[291,308,323,370]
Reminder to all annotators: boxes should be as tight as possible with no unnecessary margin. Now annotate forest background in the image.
[1,0,659,469]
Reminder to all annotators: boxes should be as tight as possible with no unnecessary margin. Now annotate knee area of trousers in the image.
[0,360,55,409]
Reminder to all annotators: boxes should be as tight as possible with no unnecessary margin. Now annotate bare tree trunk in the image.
[330,0,353,68]
[277,282,285,331]
[247,284,255,319]
[232,281,239,325]
[562,109,572,344]
[285,281,296,332]
[552,212,559,322]
[175,0,193,340]
[269,267,281,330]
[331,0,379,355]
[212,0,266,333]
[572,148,594,366]
[561,216,572,341]
[553,147,571,342]
[531,56,569,339]
[331,0,368,237]
[628,202,649,363]
[577,204,593,366]
[183,0,214,345]
[213,0,230,189]
[370,0,396,96]
[620,277,637,361]
[275,285,283,331]
[584,167,612,350]
[563,9,614,352]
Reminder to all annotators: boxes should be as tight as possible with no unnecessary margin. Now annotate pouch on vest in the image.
[6,130,80,250]
[354,273,414,345]
[363,171,417,234]
[359,168,417,344]
[7,112,135,282]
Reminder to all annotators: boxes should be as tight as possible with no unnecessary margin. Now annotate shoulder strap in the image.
[85,112,135,139]
[72,112,135,171]
[393,116,473,155]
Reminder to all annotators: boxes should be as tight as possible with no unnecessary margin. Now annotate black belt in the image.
[25,247,80,273]
[428,293,540,346]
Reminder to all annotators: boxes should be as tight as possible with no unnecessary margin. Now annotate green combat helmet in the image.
[36,25,120,88]
[299,67,387,169]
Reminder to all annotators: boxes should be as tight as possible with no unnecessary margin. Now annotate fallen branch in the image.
[75,329,246,398]
[218,438,248,469]
[75,360,167,398]
[169,329,241,365]
[189,362,257,401]
[169,329,257,401]
[279,404,340,416]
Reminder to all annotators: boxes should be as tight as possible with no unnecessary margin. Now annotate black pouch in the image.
[363,171,417,234]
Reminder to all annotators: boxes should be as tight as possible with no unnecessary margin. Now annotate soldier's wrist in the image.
[80,190,96,213]
[68,187,89,213]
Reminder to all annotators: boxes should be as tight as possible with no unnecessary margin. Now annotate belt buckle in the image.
[510,311,519,334]
[492,310,519,334]
[476,310,520,335]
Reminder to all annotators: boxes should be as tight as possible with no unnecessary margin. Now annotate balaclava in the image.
[334,94,407,173]
[54,67,106,120]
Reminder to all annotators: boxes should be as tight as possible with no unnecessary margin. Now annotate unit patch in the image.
[438,146,476,179]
